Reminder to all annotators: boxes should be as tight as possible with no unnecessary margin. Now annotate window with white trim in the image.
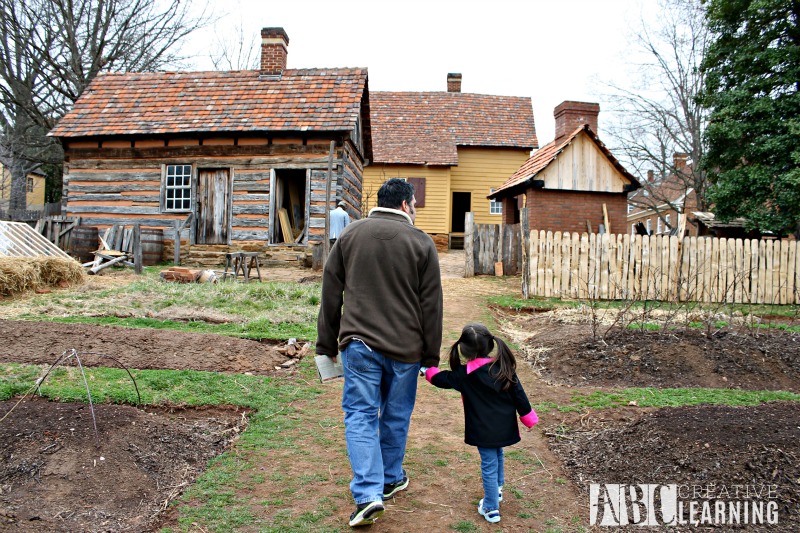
[665,214,671,228]
[627,203,634,214]
[657,217,663,233]
[631,223,636,235]
[646,219,652,234]
[26,177,34,193]
[489,189,502,215]
[163,164,192,212]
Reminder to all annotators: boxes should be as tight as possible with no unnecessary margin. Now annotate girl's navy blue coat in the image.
[426,358,537,448]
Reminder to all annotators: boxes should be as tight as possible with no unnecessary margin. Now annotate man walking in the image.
[329,200,351,246]
[317,178,443,527]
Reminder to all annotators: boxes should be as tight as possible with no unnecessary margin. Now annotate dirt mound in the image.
[546,402,800,531]
[516,315,800,391]
[0,397,245,532]
[0,319,294,376]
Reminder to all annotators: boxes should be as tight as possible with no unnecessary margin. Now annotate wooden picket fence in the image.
[525,231,799,304]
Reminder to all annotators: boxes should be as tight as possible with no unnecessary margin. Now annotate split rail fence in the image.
[465,213,800,305]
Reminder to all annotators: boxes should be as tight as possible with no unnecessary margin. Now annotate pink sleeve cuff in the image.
[425,367,441,383]
[520,409,539,428]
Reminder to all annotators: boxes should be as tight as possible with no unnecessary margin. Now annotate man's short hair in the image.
[377,178,415,209]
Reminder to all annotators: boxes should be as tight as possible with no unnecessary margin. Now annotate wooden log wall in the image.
[63,140,361,246]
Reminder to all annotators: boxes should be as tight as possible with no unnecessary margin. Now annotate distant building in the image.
[364,73,537,250]
[0,163,46,211]
[490,101,640,234]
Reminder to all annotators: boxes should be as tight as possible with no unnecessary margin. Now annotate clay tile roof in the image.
[489,125,640,198]
[369,92,537,165]
[49,68,368,137]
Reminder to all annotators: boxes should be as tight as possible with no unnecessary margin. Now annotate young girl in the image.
[424,323,538,524]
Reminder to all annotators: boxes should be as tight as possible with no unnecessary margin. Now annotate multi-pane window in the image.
[665,214,671,228]
[26,177,34,193]
[489,189,502,215]
[657,217,663,233]
[164,164,192,211]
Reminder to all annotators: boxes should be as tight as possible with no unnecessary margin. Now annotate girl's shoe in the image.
[478,499,501,523]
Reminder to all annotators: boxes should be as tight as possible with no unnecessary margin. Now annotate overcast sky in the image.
[186,0,659,146]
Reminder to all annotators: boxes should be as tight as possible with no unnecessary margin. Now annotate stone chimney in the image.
[554,101,600,145]
[261,27,289,78]
[447,73,462,93]
[673,152,690,174]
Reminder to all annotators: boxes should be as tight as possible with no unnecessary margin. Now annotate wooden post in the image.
[464,212,475,278]
[174,220,181,266]
[322,140,336,266]
[521,208,530,298]
[602,203,611,234]
[133,224,142,275]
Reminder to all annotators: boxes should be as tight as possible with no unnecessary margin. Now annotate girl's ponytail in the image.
[448,340,463,371]
[490,335,518,391]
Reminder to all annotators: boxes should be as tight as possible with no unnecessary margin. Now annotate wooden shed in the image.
[49,27,371,264]
[489,101,640,235]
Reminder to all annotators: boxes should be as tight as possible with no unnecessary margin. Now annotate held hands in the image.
[419,366,428,377]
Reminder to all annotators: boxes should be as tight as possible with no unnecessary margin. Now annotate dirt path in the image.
[256,251,587,531]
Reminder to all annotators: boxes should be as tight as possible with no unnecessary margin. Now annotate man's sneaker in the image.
[498,485,504,503]
[383,474,409,499]
[349,501,385,527]
[478,498,501,523]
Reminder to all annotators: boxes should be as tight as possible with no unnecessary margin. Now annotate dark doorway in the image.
[271,169,308,244]
[451,192,471,232]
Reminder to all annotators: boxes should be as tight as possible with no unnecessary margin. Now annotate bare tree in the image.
[0,0,210,212]
[605,0,710,219]
[209,18,260,71]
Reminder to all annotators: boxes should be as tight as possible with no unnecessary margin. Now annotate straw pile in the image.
[0,257,86,296]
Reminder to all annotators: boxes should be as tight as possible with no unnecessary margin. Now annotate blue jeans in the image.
[478,447,505,511]
[341,339,420,504]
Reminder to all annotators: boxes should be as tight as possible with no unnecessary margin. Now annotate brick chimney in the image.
[673,152,690,174]
[554,101,600,145]
[647,170,655,182]
[447,73,462,93]
[261,27,289,78]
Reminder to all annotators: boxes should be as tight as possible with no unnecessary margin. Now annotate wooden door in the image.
[196,168,231,244]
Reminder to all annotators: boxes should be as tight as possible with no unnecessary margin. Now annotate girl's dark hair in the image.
[448,323,517,391]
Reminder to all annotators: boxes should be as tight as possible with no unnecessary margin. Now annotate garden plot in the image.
[1,398,245,532]
[498,306,800,531]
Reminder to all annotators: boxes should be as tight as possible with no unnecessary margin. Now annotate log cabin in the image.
[489,101,641,235]
[49,27,370,265]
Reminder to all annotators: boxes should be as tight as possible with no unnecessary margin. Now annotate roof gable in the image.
[50,68,369,138]
[369,92,537,165]
[490,125,640,198]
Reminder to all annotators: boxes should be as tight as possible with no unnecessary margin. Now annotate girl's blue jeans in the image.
[341,339,419,504]
[478,446,505,511]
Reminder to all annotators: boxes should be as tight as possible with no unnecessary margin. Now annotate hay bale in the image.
[0,257,85,296]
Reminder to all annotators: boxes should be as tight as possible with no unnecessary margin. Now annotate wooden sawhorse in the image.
[222,252,262,282]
